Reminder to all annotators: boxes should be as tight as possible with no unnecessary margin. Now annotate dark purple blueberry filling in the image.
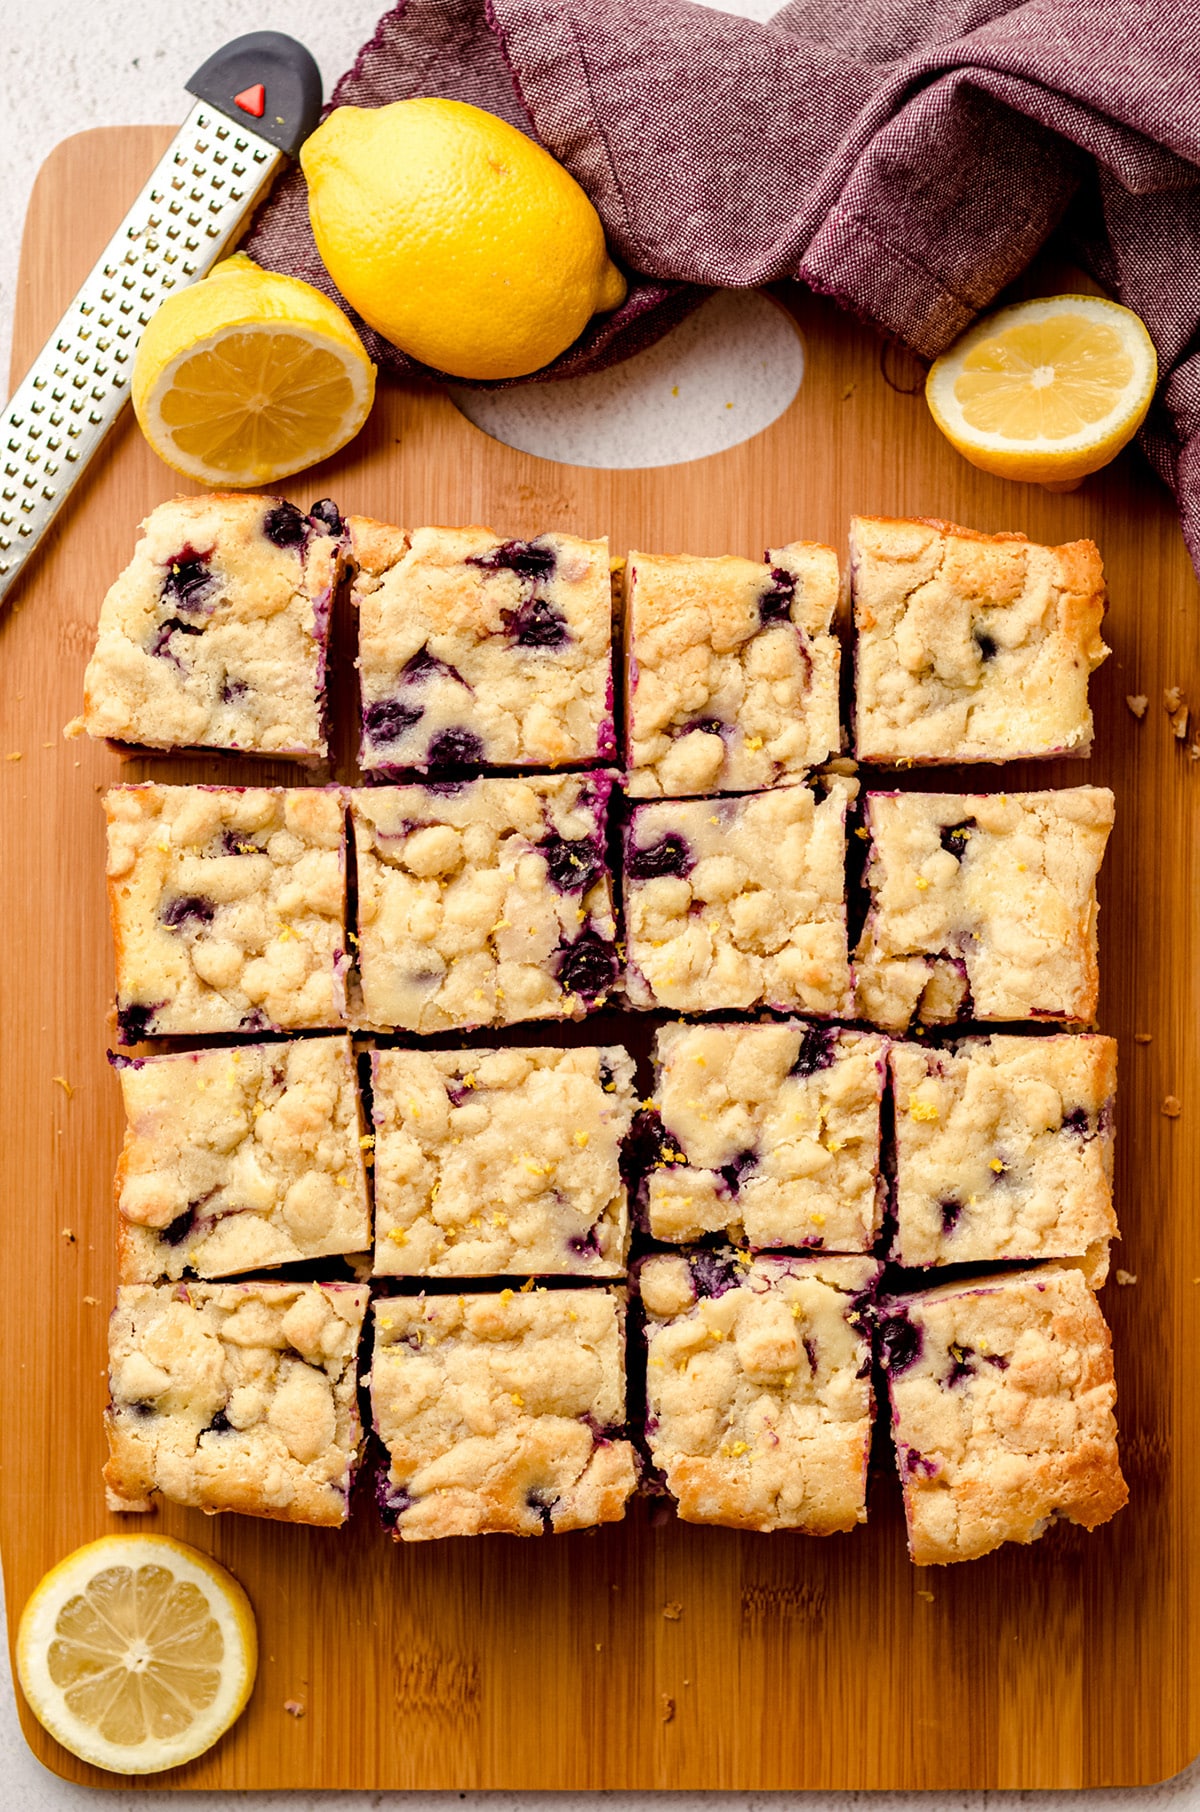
[159,1206,196,1248]
[803,1336,819,1374]
[400,645,464,687]
[626,831,693,882]
[160,894,215,931]
[500,595,570,650]
[205,1409,234,1435]
[526,1488,558,1533]
[599,1059,616,1092]
[901,1446,939,1480]
[220,677,249,703]
[128,1400,158,1419]
[945,1342,976,1387]
[758,567,796,625]
[427,728,485,769]
[984,1353,1010,1370]
[720,1148,757,1195]
[877,1311,922,1375]
[218,829,262,855]
[308,497,344,537]
[974,630,998,661]
[262,500,308,547]
[470,539,557,581]
[790,1023,838,1078]
[376,1474,415,1530]
[939,1197,963,1234]
[685,718,726,738]
[161,551,216,616]
[688,1249,742,1299]
[116,1004,157,1044]
[939,818,976,860]
[539,831,604,895]
[580,1413,622,1447]
[1062,1107,1092,1135]
[567,1227,603,1259]
[364,697,424,745]
[556,932,618,1002]
[445,1080,473,1109]
[621,1109,678,1191]
[239,1009,269,1033]
[148,617,203,658]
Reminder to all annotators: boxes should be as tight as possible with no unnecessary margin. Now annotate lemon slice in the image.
[133,253,376,488]
[926,295,1157,485]
[17,1535,257,1776]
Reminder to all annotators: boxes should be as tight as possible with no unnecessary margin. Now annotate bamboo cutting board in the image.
[2,126,1199,1793]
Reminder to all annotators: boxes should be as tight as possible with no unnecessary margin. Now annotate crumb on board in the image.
[916,1589,935,1602]
[1115,1270,1138,1287]
[1190,743,1200,762]
[1162,1096,1182,1118]
[1165,686,1184,713]
[1126,695,1148,718]
[1170,707,1189,740]
[82,1295,98,1306]
[660,1695,675,1725]
[5,752,22,762]
[52,1075,74,1099]
[1134,1033,1152,1044]
[61,1228,75,1243]
[662,1601,683,1621]
[284,1700,305,1719]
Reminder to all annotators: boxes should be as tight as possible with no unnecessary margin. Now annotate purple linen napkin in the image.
[246,0,1200,573]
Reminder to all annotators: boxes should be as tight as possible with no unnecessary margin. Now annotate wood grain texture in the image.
[2,126,1199,1792]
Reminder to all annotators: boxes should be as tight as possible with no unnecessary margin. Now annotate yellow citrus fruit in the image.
[926,295,1157,485]
[17,1535,257,1776]
[132,253,376,487]
[301,98,628,380]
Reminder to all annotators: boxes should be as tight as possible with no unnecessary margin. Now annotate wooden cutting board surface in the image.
[2,126,1199,1793]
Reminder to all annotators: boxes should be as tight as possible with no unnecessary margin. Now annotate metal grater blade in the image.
[0,102,283,607]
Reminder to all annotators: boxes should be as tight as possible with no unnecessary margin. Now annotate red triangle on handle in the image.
[233,83,266,118]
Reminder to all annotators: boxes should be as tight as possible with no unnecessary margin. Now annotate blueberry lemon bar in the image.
[106,784,348,1040]
[853,786,1113,1031]
[851,516,1108,764]
[640,1250,880,1533]
[352,521,615,772]
[369,1287,638,1539]
[351,775,618,1031]
[372,1045,636,1276]
[625,542,841,796]
[637,1021,885,1250]
[624,777,854,1014]
[114,1036,370,1282]
[70,493,345,756]
[103,1281,369,1526]
[877,1263,1128,1564]
[890,1035,1117,1276]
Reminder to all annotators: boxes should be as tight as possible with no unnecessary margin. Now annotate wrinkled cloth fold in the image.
[246,0,1200,574]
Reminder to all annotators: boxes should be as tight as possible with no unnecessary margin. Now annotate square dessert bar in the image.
[372,1045,636,1276]
[624,777,854,1015]
[877,1263,1128,1564]
[352,775,618,1032]
[115,1035,370,1282]
[103,1281,369,1527]
[369,1287,638,1539]
[639,1021,886,1251]
[71,493,345,757]
[624,541,841,797]
[851,516,1108,764]
[352,520,615,772]
[853,787,1114,1032]
[640,1250,880,1533]
[890,1034,1117,1275]
[106,784,347,1040]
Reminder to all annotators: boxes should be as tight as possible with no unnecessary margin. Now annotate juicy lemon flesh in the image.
[157,331,364,475]
[953,317,1134,440]
[47,1565,224,1748]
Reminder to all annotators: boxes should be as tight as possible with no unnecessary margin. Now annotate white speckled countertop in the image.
[1,2,1196,1803]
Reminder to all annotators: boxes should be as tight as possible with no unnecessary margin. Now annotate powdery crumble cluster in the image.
[83,501,1127,1561]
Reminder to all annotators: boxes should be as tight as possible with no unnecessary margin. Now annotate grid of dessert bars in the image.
[86,496,1128,1564]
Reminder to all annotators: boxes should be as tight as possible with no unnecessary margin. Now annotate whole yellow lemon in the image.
[300,98,627,381]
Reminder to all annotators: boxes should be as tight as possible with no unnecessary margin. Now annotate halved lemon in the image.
[17,1534,257,1776]
[132,252,376,488]
[926,295,1157,485]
